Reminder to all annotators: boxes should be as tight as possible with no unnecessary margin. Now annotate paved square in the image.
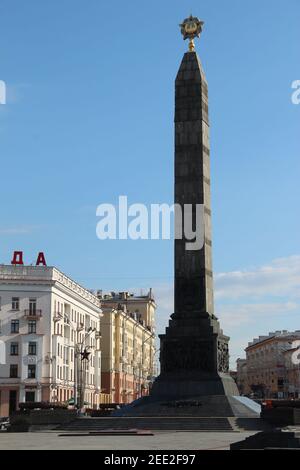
[0,431,256,450]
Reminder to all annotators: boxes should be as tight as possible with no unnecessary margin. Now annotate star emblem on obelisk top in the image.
[180,15,204,52]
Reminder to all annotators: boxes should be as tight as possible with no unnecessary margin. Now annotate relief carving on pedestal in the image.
[217,340,229,373]
[163,340,213,373]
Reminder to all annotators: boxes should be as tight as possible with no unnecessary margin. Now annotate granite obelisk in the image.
[151,16,238,399]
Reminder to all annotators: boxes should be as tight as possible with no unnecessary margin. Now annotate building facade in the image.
[0,265,103,417]
[99,291,156,404]
[236,331,300,399]
[283,348,300,398]
[236,358,248,395]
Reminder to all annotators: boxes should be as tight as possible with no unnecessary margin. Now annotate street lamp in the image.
[138,333,155,398]
[74,326,97,410]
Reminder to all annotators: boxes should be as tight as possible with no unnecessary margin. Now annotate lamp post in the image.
[139,332,155,398]
[74,326,96,410]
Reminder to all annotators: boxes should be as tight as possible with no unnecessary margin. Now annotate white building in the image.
[0,265,103,416]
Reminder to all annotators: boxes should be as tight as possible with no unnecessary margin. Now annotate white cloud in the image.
[0,225,41,235]
[217,301,299,328]
[215,255,300,300]
[0,227,30,235]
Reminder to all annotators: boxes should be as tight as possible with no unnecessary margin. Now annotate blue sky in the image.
[0,0,299,365]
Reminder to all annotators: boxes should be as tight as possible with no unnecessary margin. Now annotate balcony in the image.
[53,312,63,322]
[24,309,42,320]
[64,338,71,347]
[22,378,38,386]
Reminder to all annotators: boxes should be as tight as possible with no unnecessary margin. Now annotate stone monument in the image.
[117,17,260,420]
[151,15,239,400]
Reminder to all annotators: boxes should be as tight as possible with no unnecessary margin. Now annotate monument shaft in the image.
[174,51,213,317]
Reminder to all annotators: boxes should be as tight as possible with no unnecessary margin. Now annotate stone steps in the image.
[231,430,300,450]
[58,417,234,432]
[230,417,273,432]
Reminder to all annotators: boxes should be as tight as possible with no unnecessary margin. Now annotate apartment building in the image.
[0,265,103,416]
[237,330,300,398]
[236,358,248,395]
[99,291,156,404]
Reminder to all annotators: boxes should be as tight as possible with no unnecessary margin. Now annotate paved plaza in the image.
[0,431,256,450]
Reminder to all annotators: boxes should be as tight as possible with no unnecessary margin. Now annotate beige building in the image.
[99,290,156,404]
[237,330,300,399]
[0,265,103,416]
[236,358,248,395]
[283,347,300,398]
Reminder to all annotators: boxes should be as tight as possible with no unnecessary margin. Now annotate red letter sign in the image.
[36,252,47,266]
[11,251,24,265]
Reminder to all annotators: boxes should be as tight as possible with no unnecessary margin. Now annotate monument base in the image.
[150,371,239,399]
[114,394,260,419]
[115,373,259,419]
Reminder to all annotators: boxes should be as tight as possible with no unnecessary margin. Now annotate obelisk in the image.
[152,15,238,399]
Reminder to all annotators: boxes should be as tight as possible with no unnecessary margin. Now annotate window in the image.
[28,320,36,334]
[11,320,19,334]
[12,297,19,311]
[28,364,36,379]
[10,364,18,378]
[25,391,35,402]
[29,298,37,315]
[10,342,19,356]
[28,342,37,356]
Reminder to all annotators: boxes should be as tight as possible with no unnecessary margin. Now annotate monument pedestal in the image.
[151,372,239,399]
[151,309,238,399]
[129,310,242,419]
